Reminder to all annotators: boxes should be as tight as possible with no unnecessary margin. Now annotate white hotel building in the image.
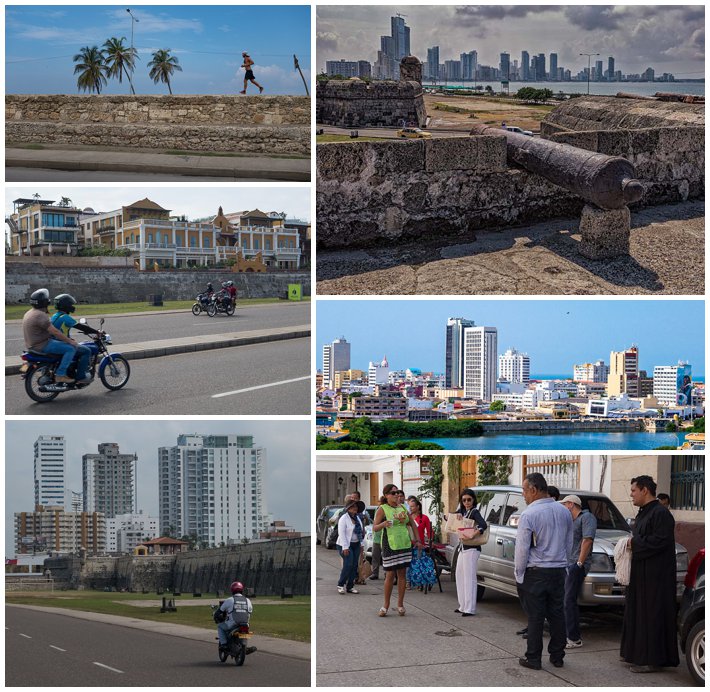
[34,435,66,509]
[463,326,498,401]
[499,348,530,384]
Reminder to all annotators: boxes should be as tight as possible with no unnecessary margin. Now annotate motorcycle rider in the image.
[22,288,78,384]
[217,581,257,655]
[50,294,103,384]
[225,280,237,309]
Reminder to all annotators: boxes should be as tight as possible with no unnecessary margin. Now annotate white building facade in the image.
[653,363,693,407]
[573,360,609,383]
[322,337,351,389]
[34,435,66,509]
[82,443,137,518]
[463,326,498,401]
[107,512,159,554]
[368,356,391,386]
[499,347,530,384]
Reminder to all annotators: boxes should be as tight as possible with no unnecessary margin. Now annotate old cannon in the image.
[469,123,644,210]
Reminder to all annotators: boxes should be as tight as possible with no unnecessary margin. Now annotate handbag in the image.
[407,549,437,587]
[460,525,490,547]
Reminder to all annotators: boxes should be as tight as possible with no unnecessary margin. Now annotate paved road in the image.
[6,337,310,415]
[5,167,279,182]
[6,302,309,354]
[320,125,470,139]
[316,545,695,687]
[6,606,310,687]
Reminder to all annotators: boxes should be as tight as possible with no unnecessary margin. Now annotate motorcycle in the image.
[20,317,130,403]
[207,290,235,317]
[191,291,213,316]
[212,606,256,666]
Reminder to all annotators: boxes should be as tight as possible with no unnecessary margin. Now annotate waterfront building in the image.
[521,51,530,81]
[498,347,530,385]
[446,317,475,388]
[644,67,655,82]
[460,50,477,80]
[325,59,371,79]
[82,443,137,519]
[368,356,391,386]
[107,511,159,554]
[500,52,510,81]
[537,53,546,80]
[573,360,609,383]
[576,382,608,398]
[8,197,83,256]
[549,53,558,81]
[348,386,407,420]
[427,46,440,81]
[587,393,643,417]
[322,337,351,389]
[607,56,615,80]
[34,435,66,509]
[653,363,693,406]
[463,326,498,402]
[444,60,462,81]
[608,346,640,397]
[158,434,268,545]
[14,505,105,556]
[595,60,604,81]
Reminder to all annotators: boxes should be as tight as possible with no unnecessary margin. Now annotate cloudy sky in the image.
[5,419,311,552]
[317,5,705,76]
[6,5,311,95]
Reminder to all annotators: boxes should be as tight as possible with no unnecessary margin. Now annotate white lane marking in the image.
[19,633,32,639]
[212,375,310,399]
[93,662,124,674]
[50,645,67,652]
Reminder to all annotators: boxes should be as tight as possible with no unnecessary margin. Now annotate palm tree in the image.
[148,49,182,95]
[58,197,73,207]
[73,46,109,94]
[103,37,138,94]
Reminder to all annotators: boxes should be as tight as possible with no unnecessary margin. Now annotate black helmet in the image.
[30,288,50,309]
[54,294,77,313]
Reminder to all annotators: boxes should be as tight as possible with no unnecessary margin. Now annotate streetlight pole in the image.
[580,52,600,95]
[126,8,139,52]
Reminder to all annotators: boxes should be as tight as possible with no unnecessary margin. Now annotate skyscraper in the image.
[159,434,268,545]
[521,51,530,81]
[608,346,640,397]
[445,317,475,388]
[391,15,410,61]
[34,435,66,508]
[499,348,530,384]
[530,55,538,81]
[460,50,477,81]
[82,443,137,518]
[549,53,558,81]
[595,60,604,81]
[607,56,615,81]
[500,52,510,81]
[537,53,546,80]
[322,337,351,389]
[463,326,498,401]
[427,46,440,81]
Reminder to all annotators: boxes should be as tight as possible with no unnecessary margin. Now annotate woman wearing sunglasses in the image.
[453,490,487,617]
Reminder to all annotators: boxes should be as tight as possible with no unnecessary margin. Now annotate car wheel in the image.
[316,537,321,545]
[477,584,486,602]
[686,620,705,686]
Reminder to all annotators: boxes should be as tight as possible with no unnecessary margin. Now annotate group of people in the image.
[204,281,237,309]
[22,288,102,383]
[514,472,679,674]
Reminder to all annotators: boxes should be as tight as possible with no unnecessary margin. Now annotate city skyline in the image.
[5,420,311,553]
[6,5,311,95]
[316,300,706,377]
[317,5,704,77]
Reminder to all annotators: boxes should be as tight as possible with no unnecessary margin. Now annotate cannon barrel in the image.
[469,124,644,210]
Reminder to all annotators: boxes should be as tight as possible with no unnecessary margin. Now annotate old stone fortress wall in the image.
[6,94,311,156]
[317,62,704,251]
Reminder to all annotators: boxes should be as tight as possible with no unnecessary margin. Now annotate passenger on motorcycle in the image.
[51,294,103,384]
[206,282,214,296]
[217,581,255,653]
[22,289,79,384]
[225,280,237,308]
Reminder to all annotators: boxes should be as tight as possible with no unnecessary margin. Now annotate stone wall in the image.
[5,95,310,156]
[316,79,427,128]
[5,263,311,303]
[477,419,642,433]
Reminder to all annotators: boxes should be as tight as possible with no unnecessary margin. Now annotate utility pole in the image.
[293,55,309,96]
[580,52,599,95]
[126,8,139,52]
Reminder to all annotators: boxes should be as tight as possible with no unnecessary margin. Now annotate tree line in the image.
[73,37,182,95]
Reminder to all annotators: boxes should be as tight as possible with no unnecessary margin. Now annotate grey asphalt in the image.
[319,125,470,139]
[316,545,694,687]
[6,302,310,359]
[6,606,310,687]
[5,337,310,415]
[6,147,311,182]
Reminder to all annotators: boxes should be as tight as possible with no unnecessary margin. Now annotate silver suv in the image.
[444,485,689,605]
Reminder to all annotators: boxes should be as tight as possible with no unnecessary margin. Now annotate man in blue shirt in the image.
[51,294,101,384]
[560,494,597,649]
[514,473,573,670]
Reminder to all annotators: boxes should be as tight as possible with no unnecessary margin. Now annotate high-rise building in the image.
[499,348,530,384]
[607,57,615,81]
[463,326,498,401]
[500,52,510,81]
[15,505,105,556]
[159,434,268,546]
[643,67,655,82]
[82,443,137,519]
[573,360,609,383]
[446,318,475,388]
[460,50,477,81]
[653,363,693,406]
[325,60,371,79]
[549,53,558,81]
[391,15,410,61]
[322,337,351,389]
[537,53,546,80]
[530,55,538,81]
[595,60,604,81]
[444,60,462,81]
[368,356,390,386]
[427,46,440,81]
[34,435,66,509]
[521,51,530,81]
[608,346,640,397]
[107,511,159,554]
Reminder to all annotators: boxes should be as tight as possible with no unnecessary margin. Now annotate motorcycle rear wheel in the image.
[233,642,245,666]
[191,303,202,316]
[99,356,131,390]
[218,646,228,663]
[226,303,235,316]
[207,303,217,317]
[24,365,61,403]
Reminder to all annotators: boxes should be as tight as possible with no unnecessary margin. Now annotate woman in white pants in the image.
[454,490,487,617]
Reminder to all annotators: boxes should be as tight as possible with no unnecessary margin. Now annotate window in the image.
[671,456,704,510]
[147,233,153,243]
[190,236,196,247]
[503,494,526,525]
[253,238,260,249]
[482,492,508,525]
[204,236,210,248]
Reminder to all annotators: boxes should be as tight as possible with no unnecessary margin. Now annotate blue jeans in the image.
[42,339,76,377]
[217,620,236,646]
[337,542,361,589]
[74,344,92,379]
[564,563,588,641]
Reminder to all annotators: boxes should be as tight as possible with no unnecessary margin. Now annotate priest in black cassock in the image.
[620,474,680,673]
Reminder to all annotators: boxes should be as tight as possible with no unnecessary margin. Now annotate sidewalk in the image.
[315,546,692,687]
[6,147,310,182]
[7,604,310,661]
[5,324,310,375]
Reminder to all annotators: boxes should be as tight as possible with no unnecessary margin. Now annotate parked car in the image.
[679,548,704,685]
[315,505,343,546]
[502,124,533,136]
[397,127,431,139]
[321,504,377,550]
[444,485,689,606]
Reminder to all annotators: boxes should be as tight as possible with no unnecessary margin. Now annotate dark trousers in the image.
[337,542,361,589]
[520,567,567,664]
[371,542,382,577]
[564,563,587,641]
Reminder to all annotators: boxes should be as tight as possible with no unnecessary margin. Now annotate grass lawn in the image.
[6,590,310,642]
[5,297,309,320]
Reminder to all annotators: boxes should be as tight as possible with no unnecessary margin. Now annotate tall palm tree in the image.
[148,49,182,95]
[73,46,109,94]
[103,37,138,94]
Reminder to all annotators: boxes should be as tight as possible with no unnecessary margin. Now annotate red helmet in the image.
[230,581,244,594]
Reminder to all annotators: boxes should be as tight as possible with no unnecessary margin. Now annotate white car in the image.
[503,125,533,136]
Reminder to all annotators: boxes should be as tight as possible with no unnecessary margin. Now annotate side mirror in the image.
[100,318,105,327]
[79,317,87,324]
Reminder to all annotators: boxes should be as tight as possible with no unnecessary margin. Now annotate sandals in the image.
[397,606,406,616]
[378,607,388,617]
